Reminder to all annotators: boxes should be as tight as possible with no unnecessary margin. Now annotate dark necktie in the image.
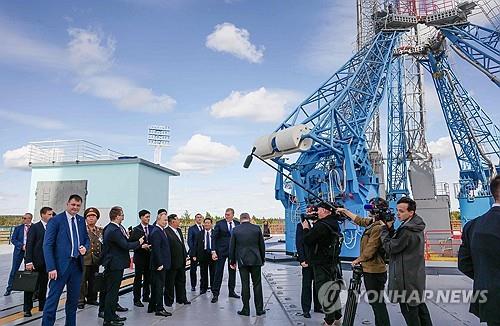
[71,217,79,257]
[120,225,128,238]
[229,222,233,234]
[144,226,148,240]
[206,231,211,250]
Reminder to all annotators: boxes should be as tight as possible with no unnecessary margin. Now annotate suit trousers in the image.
[133,262,151,302]
[399,303,433,326]
[238,265,263,312]
[301,266,320,314]
[148,269,166,312]
[103,269,124,322]
[24,269,48,312]
[42,258,83,326]
[7,251,25,291]
[164,266,187,305]
[189,257,198,288]
[79,264,99,304]
[199,255,216,292]
[212,255,236,296]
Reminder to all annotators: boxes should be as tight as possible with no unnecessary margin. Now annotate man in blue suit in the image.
[187,213,203,291]
[42,194,90,326]
[210,208,240,303]
[4,213,33,296]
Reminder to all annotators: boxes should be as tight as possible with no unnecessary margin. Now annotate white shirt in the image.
[41,220,47,230]
[156,224,164,231]
[168,225,182,242]
[196,224,202,231]
[204,229,212,250]
[66,211,80,257]
[493,203,500,207]
[226,220,234,232]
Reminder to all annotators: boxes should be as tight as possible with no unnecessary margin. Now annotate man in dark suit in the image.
[147,213,172,317]
[192,217,216,294]
[23,207,53,317]
[130,209,153,307]
[187,213,203,291]
[101,206,144,326]
[295,219,321,319]
[211,208,240,303]
[42,194,90,326]
[459,175,500,326]
[229,213,266,316]
[164,214,190,306]
[4,213,33,296]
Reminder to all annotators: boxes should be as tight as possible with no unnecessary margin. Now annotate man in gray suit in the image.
[229,213,266,317]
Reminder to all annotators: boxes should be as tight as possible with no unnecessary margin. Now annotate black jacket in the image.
[303,215,341,266]
[130,224,153,267]
[229,222,265,267]
[381,214,426,306]
[164,226,187,269]
[25,221,46,270]
[212,219,240,257]
[102,223,140,271]
[149,226,171,271]
[458,206,500,323]
[192,229,213,263]
[295,222,312,264]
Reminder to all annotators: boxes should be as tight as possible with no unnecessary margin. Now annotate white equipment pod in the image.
[252,124,311,160]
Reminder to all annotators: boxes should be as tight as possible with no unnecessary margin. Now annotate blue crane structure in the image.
[247,0,499,258]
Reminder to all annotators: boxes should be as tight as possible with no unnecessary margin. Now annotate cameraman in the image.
[380,197,432,326]
[302,202,342,326]
[337,198,391,326]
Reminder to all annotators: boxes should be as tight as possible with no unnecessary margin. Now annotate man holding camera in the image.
[337,198,391,326]
[380,197,432,326]
[301,202,342,326]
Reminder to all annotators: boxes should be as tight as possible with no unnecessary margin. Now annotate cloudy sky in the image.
[0,0,498,218]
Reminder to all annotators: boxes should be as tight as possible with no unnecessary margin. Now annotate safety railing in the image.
[424,229,462,261]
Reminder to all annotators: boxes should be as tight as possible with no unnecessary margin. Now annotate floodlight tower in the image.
[147,125,170,165]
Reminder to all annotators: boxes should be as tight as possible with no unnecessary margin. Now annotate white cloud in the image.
[428,136,455,160]
[0,20,176,114]
[74,75,176,113]
[206,22,264,63]
[169,134,240,173]
[0,109,66,130]
[209,87,300,122]
[3,145,31,170]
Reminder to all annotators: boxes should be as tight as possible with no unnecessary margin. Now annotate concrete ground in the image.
[0,242,486,326]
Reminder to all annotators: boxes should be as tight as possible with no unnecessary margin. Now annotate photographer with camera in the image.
[337,198,391,326]
[301,202,342,326]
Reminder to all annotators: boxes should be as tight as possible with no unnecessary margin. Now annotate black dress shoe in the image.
[237,310,250,316]
[116,305,128,312]
[98,311,104,318]
[87,300,99,306]
[103,321,124,326]
[211,295,218,303]
[134,301,144,307]
[113,316,127,322]
[303,312,311,318]
[24,311,32,317]
[177,300,191,304]
[229,292,240,299]
[77,303,85,309]
[4,290,11,296]
[200,290,207,294]
[155,310,172,317]
[256,310,266,316]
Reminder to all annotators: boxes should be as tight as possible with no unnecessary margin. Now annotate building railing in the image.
[28,140,124,165]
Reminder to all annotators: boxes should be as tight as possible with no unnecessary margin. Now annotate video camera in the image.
[300,200,345,222]
[363,197,395,223]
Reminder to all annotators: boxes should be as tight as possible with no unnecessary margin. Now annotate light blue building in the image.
[27,140,179,227]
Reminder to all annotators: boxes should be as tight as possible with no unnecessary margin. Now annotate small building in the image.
[27,140,179,227]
